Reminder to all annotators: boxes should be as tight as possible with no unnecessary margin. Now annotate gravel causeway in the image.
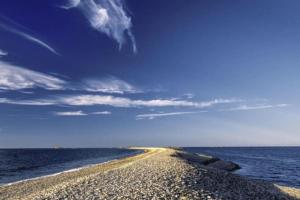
[1,148,299,200]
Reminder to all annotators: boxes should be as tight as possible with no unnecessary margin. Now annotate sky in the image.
[0,0,300,148]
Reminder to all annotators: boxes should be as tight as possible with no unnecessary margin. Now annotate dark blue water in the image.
[185,147,300,188]
[0,148,140,185]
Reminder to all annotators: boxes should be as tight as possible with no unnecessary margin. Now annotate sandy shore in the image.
[0,147,299,200]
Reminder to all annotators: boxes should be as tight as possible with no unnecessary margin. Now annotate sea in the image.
[0,148,141,185]
[1,147,299,188]
[185,147,300,188]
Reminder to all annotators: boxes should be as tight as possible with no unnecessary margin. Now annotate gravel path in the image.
[1,148,299,200]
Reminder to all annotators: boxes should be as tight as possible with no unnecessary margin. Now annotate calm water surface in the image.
[0,148,140,185]
[185,147,300,188]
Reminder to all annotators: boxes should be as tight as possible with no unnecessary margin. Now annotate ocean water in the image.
[0,148,140,185]
[185,147,300,188]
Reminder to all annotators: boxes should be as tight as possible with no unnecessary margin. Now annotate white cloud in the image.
[1,95,289,116]
[183,93,194,99]
[63,0,137,53]
[59,95,131,107]
[0,98,56,106]
[0,62,140,94]
[91,111,111,115]
[0,94,240,109]
[136,111,205,120]
[0,49,8,57]
[20,33,58,55]
[62,0,82,9]
[195,98,240,108]
[221,104,289,111]
[19,90,35,94]
[53,110,111,116]
[0,19,58,55]
[59,95,240,108]
[81,77,140,94]
[0,61,66,90]
[54,110,87,116]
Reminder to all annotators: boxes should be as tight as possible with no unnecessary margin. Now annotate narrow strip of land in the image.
[0,147,299,200]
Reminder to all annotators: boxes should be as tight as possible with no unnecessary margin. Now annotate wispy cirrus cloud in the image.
[136,104,290,119]
[183,93,194,99]
[0,61,140,94]
[58,95,240,108]
[0,98,56,106]
[81,76,141,94]
[136,111,206,120]
[0,49,8,57]
[62,0,137,53]
[0,95,240,108]
[221,104,289,111]
[0,61,66,91]
[54,110,87,116]
[53,110,111,116]
[0,17,58,55]
[91,111,111,115]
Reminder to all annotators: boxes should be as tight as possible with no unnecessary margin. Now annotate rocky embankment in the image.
[172,150,241,171]
[0,147,299,200]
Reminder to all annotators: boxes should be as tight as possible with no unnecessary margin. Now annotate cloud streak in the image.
[136,111,205,120]
[54,110,87,116]
[53,110,111,116]
[0,98,56,106]
[0,49,8,57]
[0,18,58,55]
[91,111,111,115]
[81,76,141,94]
[0,61,140,94]
[0,95,240,108]
[58,95,240,108]
[0,61,66,91]
[183,93,194,99]
[63,0,136,53]
[221,104,289,111]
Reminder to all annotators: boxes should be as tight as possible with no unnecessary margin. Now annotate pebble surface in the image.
[0,148,299,200]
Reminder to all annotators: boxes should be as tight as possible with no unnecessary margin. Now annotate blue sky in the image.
[0,0,300,148]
